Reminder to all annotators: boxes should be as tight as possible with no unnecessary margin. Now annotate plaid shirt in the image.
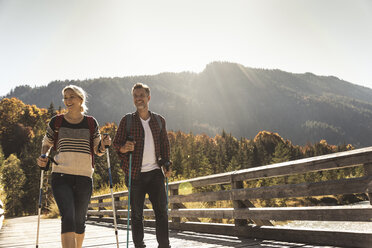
[113,111,170,180]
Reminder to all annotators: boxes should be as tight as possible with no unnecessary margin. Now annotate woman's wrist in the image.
[100,143,106,152]
[98,142,105,153]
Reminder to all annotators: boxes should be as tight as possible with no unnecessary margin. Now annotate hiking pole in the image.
[164,161,171,215]
[36,154,50,248]
[166,178,169,214]
[104,134,120,248]
[126,136,134,248]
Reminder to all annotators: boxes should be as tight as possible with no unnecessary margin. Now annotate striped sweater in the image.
[42,115,104,178]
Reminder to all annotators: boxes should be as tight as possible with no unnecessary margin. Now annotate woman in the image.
[37,85,111,248]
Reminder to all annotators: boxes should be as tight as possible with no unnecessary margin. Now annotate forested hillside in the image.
[4,62,372,146]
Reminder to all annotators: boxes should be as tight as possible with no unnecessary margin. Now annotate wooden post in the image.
[170,187,181,224]
[232,179,272,226]
[363,162,372,205]
[98,199,104,222]
[114,196,121,222]
[231,180,248,226]
[114,196,120,207]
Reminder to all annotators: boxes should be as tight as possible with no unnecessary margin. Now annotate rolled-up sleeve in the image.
[160,117,170,163]
[42,121,55,150]
[113,116,127,160]
[92,123,105,156]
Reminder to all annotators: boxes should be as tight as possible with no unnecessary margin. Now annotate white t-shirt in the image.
[140,117,160,172]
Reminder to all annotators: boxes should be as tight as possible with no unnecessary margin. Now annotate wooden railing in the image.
[88,147,372,248]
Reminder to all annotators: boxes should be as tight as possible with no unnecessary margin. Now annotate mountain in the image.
[4,62,372,147]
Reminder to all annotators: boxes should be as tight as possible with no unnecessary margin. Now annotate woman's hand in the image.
[101,134,112,149]
[37,155,48,168]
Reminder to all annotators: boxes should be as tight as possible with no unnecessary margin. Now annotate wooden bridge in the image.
[0,215,335,247]
[0,147,371,247]
[87,146,372,248]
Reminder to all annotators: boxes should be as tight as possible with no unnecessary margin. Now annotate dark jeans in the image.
[51,173,92,234]
[127,169,170,248]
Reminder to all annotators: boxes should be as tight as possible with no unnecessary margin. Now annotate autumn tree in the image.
[93,122,125,190]
[0,154,26,216]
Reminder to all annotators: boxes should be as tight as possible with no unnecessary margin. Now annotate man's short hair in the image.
[132,83,150,96]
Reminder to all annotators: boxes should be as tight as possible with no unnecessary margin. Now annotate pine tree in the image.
[271,143,291,164]
[172,147,183,176]
[47,102,56,118]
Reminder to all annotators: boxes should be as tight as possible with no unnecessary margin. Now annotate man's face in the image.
[133,88,150,110]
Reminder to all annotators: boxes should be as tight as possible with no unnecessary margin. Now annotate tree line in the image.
[0,97,365,217]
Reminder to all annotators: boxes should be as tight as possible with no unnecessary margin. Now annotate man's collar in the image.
[134,110,152,119]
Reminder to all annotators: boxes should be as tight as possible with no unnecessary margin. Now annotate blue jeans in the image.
[127,169,170,248]
[51,173,92,234]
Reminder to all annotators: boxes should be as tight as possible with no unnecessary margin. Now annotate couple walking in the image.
[37,82,171,248]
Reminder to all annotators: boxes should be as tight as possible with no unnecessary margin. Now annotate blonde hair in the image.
[62,85,88,113]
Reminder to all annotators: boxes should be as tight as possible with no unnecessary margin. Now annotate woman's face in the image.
[63,89,83,112]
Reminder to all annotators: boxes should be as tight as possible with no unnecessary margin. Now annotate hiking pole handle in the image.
[40,154,58,171]
[159,159,171,172]
[40,154,50,171]
[164,161,171,171]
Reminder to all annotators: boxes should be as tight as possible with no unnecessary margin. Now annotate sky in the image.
[0,0,371,96]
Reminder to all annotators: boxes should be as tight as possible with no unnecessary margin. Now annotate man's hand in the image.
[162,160,172,178]
[162,166,172,178]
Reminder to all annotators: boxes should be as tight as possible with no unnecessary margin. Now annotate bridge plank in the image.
[2,215,310,248]
[14,215,354,248]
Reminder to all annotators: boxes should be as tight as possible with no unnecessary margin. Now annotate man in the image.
[114,83,171,248]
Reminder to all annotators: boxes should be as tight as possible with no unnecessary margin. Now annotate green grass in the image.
[92,183,128,197]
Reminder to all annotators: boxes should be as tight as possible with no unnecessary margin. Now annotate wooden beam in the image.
[88,206,372,222]
[232,176,369,200]
[91,191,127,201]
[167,207,372,221]
[167,147,372,190]
[169,176,369,203]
